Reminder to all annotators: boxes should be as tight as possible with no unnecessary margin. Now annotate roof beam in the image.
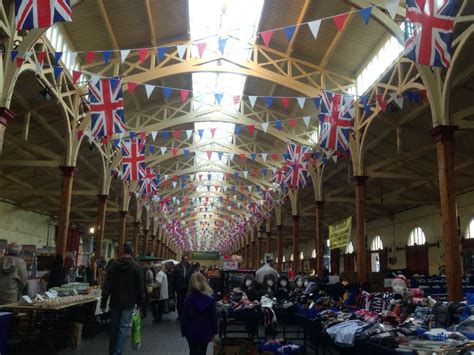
[320,12,355,69]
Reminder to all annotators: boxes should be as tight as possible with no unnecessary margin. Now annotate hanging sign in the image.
[329,216,352,250]
[191,251,220,260]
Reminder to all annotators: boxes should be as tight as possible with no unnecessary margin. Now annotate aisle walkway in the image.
[61,311,212,355]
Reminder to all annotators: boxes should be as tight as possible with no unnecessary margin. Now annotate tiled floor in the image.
[60,311,212,355]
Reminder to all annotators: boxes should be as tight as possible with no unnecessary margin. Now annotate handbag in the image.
[151,283,161,299]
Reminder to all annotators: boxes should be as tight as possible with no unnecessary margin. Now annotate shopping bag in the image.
[131,310,141,350]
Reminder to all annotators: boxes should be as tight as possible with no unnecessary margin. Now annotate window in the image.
[345,241,354,254]
[44,25,80,73]
[371,235,384,251]
[408,227,426,246]
[299,251,304,260]
[290,253,294,262]
[282,255,286,263]
[311,249,316,258]
[466,218,474,239]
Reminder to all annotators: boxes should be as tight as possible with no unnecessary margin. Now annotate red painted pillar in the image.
[56,166,75,257]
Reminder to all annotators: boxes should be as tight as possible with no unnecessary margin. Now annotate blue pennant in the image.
[250,153,257,161]
[262,168,268,176]
[157,47,168,61]
[149,145,155,153]
[162,131,170,140]
[217,152,224,160]
[183,149,190,157]
[313,97,321,108]
[235,125,242,135]
[215,93,223,105]
[283,26,296,42]
[54,52,63,65]
[162,87,173,100]
[11,51,18,62]
[234,172,240,177]
[197,129,204,139]
[358,7,372,25]
[274,120,283,130]
[218,37,228,55]
[264,97,273,107]
[129,131,136,139]
[102,51,113,64]
[53,66,64,79]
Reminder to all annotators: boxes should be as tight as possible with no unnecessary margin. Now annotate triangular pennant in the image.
[214,93,223,105]
[139,48,148,64]
[186,130,193,140]
[15,57,25,68]
[261,153,267,162]
[248,96,257,108]
[218,37,228,55]
[332,13,348,32]
[120,49,131,63]
[177,44,187,59]
[102,51,113,64]
[390,92,404,109]
[86,51,96,64]
[243,171,248,178]
[289,118,296,129]
[240,153,246,161]
[297,97,306,109]
[274,120,282,130]
[127,82,138,93]
[385,0,399,19]
[160,147,167,155]
[375,94,388,112]
[206,151,213,160]
[210,127,217,138]
[172,181,177,189]
[162,87,173,100]
[145,84,155,99]
[54,52,63,65]
[196,42,207,58]
[229,152,235,161]
[171,147,178,156]
[35,61,42,75]
[264,96,273,108]
[232,95,241,105]
[261,122,269,133]
[260,31,274,47]
[307,20,322,39]
[10,51,18,62]
[157,47,168,61]
[179,89,190,102]
[303,116,311,127]
[72,70,82,83]
[53,66,63,79]
[197,129,204,139]
[37,51,46,64]
[173,130,180,139]
[247,125,255,135]
[313,97,321,108]
[280,97,289,110]
[358,7,372,25]
[184,149,190,157]
[283,26,296,42]
[151,131,158,140]
[162,131,169,140]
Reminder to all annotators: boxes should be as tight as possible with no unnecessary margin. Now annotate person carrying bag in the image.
[151,263,168,324]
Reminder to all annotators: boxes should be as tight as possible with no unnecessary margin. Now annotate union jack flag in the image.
[15,0,72,30]
[89,79,126,138]
[404,0,455,68]
[121,136,146,181]
[319,91,354,152]
[139,167,158,197]
[283,143,310,189]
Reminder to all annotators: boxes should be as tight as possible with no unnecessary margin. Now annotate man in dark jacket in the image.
[101,243,143,355]
[175,255,192,319]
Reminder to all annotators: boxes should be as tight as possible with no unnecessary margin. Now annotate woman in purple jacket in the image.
[180,272,217,355]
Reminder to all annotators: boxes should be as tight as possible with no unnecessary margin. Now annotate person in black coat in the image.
[175,255,193,319]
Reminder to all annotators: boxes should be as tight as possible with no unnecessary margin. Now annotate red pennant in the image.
[139,48,148,64]
[197,42,207,58]
[289,118,296,128]
[171,147,178,156]
[210,128,217,138]
[332,14,348,32]
[420,89,427,102]
[375,94,388,112]
[76,130,84,140]
[198,174,203,180]
[86,51,96,64]
[173,130,180,139]
[172,175,178,181]
[271,153,279,160]
[179,89,190,102]
[240,153,246,161]
[215,185,219,192]
[206,151,213,160]
[38,51,46,64]
[247,125,255,135]
[72,70,82,83]
[127,82,138,93]
[251,169,258,177]
[232,96,241,105]
[16,57,25,68]
[280,97,289,110]
[260,31,274,47]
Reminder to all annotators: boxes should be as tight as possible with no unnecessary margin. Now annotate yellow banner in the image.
[329,216,352,250]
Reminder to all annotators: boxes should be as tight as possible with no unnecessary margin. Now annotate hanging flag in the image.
[173,130,180,139]
[358,7,372,25]
[385,0,400,19]
[404,0,455,67]
[179,89,190,102]
[86,51,96,64]
[210,127,217,138]
[280,97,289,110]
[186,130,193,140]
[145,84,155,99]
[53,52,62,65]
[303,116,311,127]
[15,0,72,30]
[127,82,138,94]
[274,120,282,131]
[139,167,158,197]
[232,95,241,105]
[332,13,348,32]
[297,97,306,109]
[247,125,255,135]
[261,122,269,133]
[72,70,81,83]
[319,91,354,152]
[88,78,126,138]
[214,93,223,105]
[260,31,274,47]
[289,118,296,129]
[102,51,113,64]
[218,37,228,55]
[248,96,257,108]
[375,94,388,112]
[177,44,187,59]
[307,19,322,39]
[264,97,273,108]
[162,87,173,100]
[283,26,296,42]
[196,42,207,58]
[120,49,130,63]
[157,47,168,61]
[389,92,404,109]
[53,66,63,79]
[138,48,148,64]
[121,136,146,181]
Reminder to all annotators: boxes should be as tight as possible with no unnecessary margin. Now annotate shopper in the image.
[47,254,65,289]
[100,243,143,355]
[175,255,193,319]
[180,272,217,355]
[255,258,280,285]
[0,242,28,305]
[151,263,168,324]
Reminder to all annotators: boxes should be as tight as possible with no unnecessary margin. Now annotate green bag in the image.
[131,311,141,350]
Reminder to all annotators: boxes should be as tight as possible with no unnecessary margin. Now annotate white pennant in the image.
[331,154,338,163]
[388,92,403,109]
[35,61,43,75]
[228,152,235,160]
[145,84,155,98]
[271,167,277,174]
[90,74,101,86]
[151,131,157,140]
[261,122,269,133]
[248,96,257,108]
[297,97,306,109]
[307,20,322,39]
[233,196,237,201]
[247,186,252,192]
[385,0,399,19]
[120,50,131,63]
[160,147,167,155]
[186,130,193,140]
[223,186,227,192]
[69,52,78,65]
[303,116,311,127]
[190,174,195,182]
[243,171,248,178]
[172,181,177,188]
[24,51,33,60]
[261,153,267,162]
[177,44,187,59]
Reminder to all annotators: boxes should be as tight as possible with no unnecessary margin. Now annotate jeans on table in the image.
[109,307,133,355]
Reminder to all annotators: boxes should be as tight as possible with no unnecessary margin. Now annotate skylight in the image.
[189,0,264,250]
[355,28,404,95]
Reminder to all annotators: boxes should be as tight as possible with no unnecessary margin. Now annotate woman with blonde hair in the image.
[180,273,217,355]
